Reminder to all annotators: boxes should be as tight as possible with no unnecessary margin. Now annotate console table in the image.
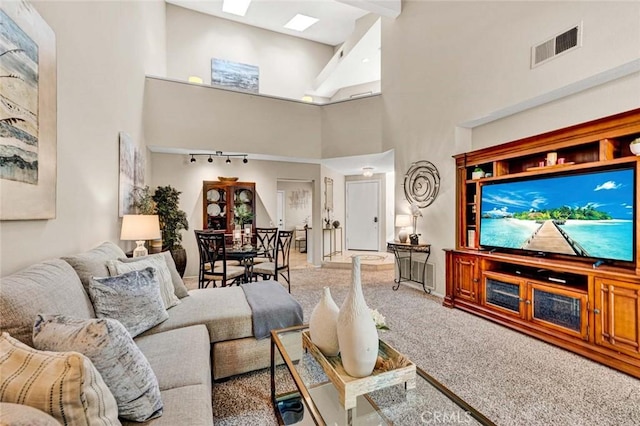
[387,242,431,293]
[322,227,342,260]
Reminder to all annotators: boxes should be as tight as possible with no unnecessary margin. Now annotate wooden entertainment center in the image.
[445,108,640,379]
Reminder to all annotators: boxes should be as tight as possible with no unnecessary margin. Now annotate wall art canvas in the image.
[118,132,145,216]
[211,58,259,93]
[0,1,56,220]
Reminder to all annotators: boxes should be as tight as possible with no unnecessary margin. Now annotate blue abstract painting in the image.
[211,58,259,94]
[0,8,39,185]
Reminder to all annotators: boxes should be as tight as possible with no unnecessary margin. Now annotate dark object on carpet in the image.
[276,397,304,424]
[241,280,303,339]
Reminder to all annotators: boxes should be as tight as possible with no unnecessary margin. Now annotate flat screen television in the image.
[479,167,636,263]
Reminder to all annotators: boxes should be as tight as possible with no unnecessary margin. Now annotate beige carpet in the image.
[185,268,640,425]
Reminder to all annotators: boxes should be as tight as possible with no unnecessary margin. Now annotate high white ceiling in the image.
[167,0,399,46]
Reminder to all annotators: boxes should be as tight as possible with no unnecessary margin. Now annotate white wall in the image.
[276,181,313,230]
[1,0,166,276]
[149,153,323,276]
[165,4,333,101]
[384,1,640,296]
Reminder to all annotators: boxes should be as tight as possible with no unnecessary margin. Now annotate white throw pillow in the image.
[0,332,120,426]
[107,256,180,309]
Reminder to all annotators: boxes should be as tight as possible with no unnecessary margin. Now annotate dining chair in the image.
[194,230,245,288]
[252,230,293,292]
[254,227,278,265]
[294,225,307,252]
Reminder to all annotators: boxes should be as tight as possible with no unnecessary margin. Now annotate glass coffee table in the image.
[270,325,495,426]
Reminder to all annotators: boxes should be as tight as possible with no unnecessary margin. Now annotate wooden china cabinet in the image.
[445,108,640,379]
[202,180,256,235]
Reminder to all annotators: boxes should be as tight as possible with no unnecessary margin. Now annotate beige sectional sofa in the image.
[0,242,301,425]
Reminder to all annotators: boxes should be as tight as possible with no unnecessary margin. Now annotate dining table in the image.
[225,246,258,283]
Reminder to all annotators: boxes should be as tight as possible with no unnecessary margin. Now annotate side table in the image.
[387,241,431,293]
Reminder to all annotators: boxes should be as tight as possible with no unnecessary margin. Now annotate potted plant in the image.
[233,203,254,226]
[152,185,189,277]
[630,137,640,156]
[471,166,485,180]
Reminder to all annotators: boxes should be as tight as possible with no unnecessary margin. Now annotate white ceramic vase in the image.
[337,256,379,377]
[309,287,340,356]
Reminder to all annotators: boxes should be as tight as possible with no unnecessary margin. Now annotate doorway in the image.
[276,190,285,230]
[346,180,380,251]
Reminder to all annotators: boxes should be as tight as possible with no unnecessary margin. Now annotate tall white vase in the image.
[337,256,379,377]
[309,287,340,356]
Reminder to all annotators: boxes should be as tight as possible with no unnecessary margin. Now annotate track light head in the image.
[226,156,231,164]
[190,155,196,163]
[243,156,248,164]
[208,155,213,163]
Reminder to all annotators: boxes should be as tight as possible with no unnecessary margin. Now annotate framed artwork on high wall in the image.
[0,1,56,220]
[211,58,259,94]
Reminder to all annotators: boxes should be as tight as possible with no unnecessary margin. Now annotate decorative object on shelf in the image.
[546,151,558,166]
[631,137,640,155]
[337,256,379,378]
[557,158,566,164]
[120,215,161,257]
[189,152,248,164]
[309,287,340,356]
[409,234,420,245]
[395,215,411,243]
[332,220,340,229]
[471,166,485,180]
[218,176,239,182]
[1,2,56,220]
[152,186,189,277]
[404,161,441,208]
[233,203,253,226]
[375,353,411,372]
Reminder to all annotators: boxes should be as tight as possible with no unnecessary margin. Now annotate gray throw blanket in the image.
[241,280,304,340]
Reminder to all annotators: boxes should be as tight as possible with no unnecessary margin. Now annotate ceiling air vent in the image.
[531,24,581,68]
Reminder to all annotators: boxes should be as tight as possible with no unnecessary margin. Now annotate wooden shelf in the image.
[526,162,575,171]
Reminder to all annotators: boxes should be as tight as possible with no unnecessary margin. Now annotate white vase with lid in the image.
[309,287,340,356]
[337,256,379,377]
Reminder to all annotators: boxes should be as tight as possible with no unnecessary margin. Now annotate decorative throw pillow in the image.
[33,315,163,422]
[88,267,168,337]
[0,332,120,426]
[0,402,61,426]
[117,252,189,298]
[107,255,181,309]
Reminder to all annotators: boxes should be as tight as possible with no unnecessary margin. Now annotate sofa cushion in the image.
[0,259,95,347]
[0,402,62,426]
[117,252,189,299]
[89,268,168,337]
[62,242,127,291]
[107,257,180,309]
[134,325,211,391]
[122,385,213,426]
[0,333,120,426]
[139,287,253,343]
[33,315,163,422]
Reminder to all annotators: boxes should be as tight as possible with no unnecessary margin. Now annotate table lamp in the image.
[121,214,161,257]
[395,215,411,243]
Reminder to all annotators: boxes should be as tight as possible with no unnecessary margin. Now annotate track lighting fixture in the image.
[188,152,249,164]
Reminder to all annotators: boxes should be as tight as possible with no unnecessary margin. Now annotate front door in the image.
[346,180,379,250]
[276,190,285,230]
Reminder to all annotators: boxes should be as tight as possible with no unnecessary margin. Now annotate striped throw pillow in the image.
[0,333,120,426]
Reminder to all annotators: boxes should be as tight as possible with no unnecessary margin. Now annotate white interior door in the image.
[346,181,379,250]
[276,190,285,230]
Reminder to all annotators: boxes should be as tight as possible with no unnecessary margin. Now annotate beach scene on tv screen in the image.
[480,168,635,262]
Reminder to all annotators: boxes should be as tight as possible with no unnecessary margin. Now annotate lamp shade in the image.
[395,215,411,228]
[120,215,161,241]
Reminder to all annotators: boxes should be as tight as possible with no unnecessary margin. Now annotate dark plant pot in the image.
[169,247,187,278]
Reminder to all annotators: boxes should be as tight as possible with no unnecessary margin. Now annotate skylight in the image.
[284,14,319,32]
[222,0,251,17]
